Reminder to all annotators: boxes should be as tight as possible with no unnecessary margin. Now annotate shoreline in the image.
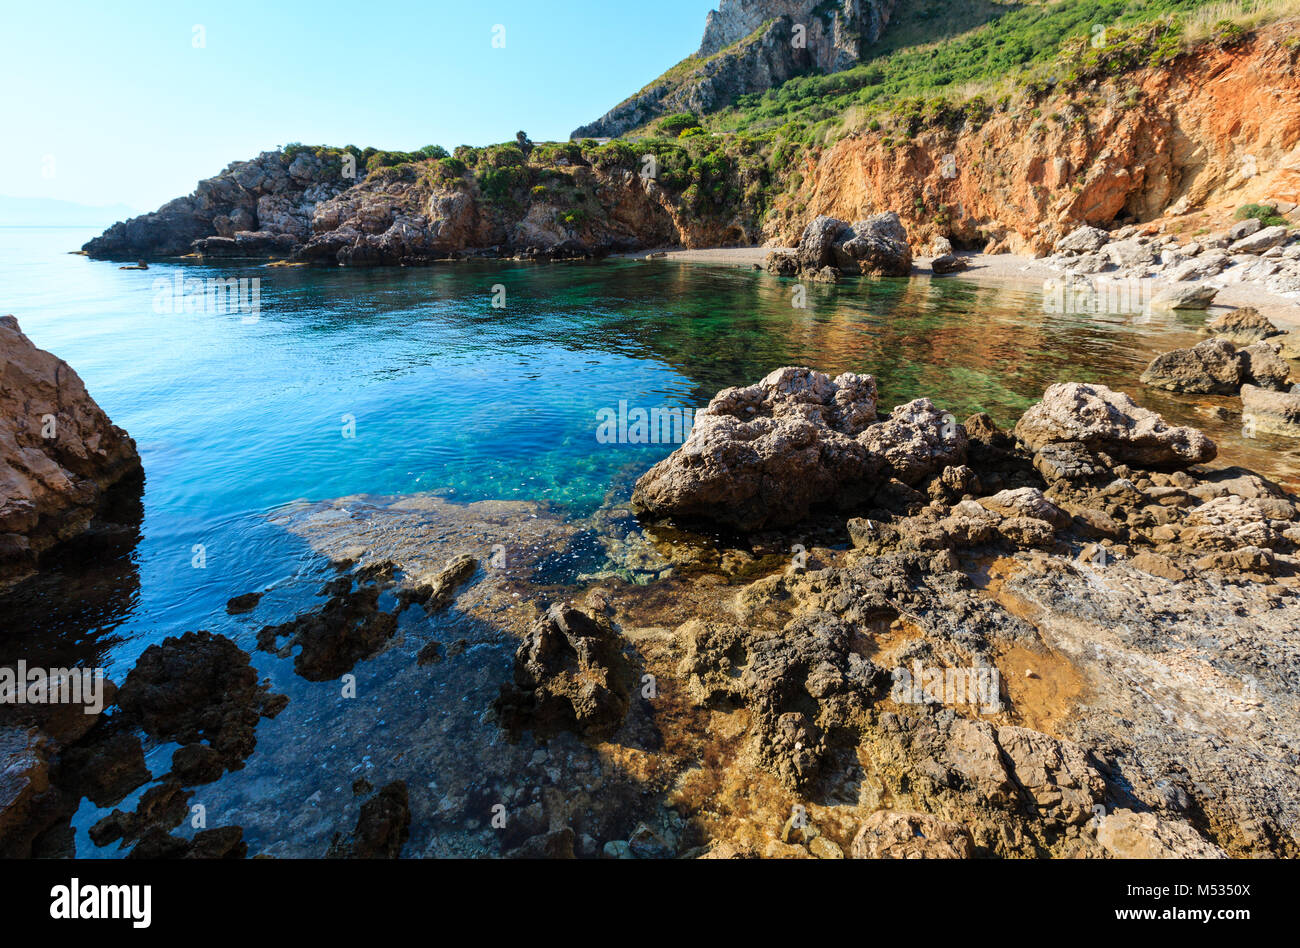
[634,247,1300,331]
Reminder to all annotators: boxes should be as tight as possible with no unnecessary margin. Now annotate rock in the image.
[1229,225,1289,255]
[795,215,849,270]
[327,782,410,858]
[1241,384,1300,438]
[860,398,968,486]
[978,488,1070,527]
[1202,306,1284,345]
[1097,809,1227,858]
[507,827,576,859]
[0,316,143,585]
[1130,551,1187,582]
[764,250,799,276]
[1104,238,1158,271]
[257,563,400,681]
[1194,547,1275,575]
[117,631,287,775]
[1139,339,1243,395]
[1015,383,1217,469]
[1055,225,1110,254]
[83,150,346,260]
[850,810,975,858]
[631,367,882,530]
[225,592,263,615]
[1032,442,1109,485]
[931,253,968,274]
[1168,251,1228,282]
[832,212,913,276]
[930,236,954,256]
[1150,283,1218,310]
[494,605,631,739]
[128,826,247,860]
[1241,342,1291,391]
[1228,218,1263,241]
[403,554,477,612]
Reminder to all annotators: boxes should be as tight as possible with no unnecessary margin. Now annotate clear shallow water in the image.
[4,228,1300,649]
[4,226,1299,674]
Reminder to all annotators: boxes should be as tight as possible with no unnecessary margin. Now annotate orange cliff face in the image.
[764,24,1300,256]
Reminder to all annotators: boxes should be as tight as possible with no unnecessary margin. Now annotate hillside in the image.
[83,0,1300,264]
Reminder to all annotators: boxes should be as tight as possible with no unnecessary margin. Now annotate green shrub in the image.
[1235,204,1288,228]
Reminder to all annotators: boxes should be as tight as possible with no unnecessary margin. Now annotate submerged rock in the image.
[117,630,287,775]
[0,316,143,585]
[327,781,410,859]
[1014,383,1216,468]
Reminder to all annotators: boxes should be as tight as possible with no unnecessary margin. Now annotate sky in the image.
[0,0,717,212]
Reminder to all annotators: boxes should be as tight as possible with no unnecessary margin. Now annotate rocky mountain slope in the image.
[572,0,899,140]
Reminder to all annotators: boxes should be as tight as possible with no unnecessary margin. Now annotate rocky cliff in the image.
[82,151,348,260]
[0,316,143,585]
[765,24,1300,255]
[571,0,898,140]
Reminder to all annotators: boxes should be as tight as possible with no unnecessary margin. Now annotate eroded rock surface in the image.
[0,316,143,585]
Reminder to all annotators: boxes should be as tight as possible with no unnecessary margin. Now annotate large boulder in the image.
[1055,225,1110,254]
[631,367,882,530]
[1150,283,1218,310]
[1014,383,1216,469]
[833,212,913,276]
[0,316,143,585]
[1139,339,1244,394]
[1241,342,1291,390]
[1229,224,1289,255]
[795,213,912,277]
[795,216,850,271]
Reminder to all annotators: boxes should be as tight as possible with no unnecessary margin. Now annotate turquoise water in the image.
[2,226,1296,673]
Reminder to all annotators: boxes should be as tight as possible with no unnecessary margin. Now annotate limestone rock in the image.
[850,810,975,858]
[1139,339,1243,395]
[631,367,882,530]
[1241,383,1300,438]
[494,605,631,739]
[1202,306,1283,345]
[1015,383,1216,469]
[0,315,143,585]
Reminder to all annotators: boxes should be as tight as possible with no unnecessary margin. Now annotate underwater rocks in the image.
[117,630,287,777]
[0,316,143,586]
[494,604,632,740]
[257,562,402,681]
[1014,382,1216,469]
[632,367,972,531]
[327,781,411,859]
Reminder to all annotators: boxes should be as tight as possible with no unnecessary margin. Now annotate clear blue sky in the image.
[0,0,716,211]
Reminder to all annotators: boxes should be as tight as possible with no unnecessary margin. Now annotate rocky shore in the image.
[10,358,1296,859]
[0,316,143,587]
